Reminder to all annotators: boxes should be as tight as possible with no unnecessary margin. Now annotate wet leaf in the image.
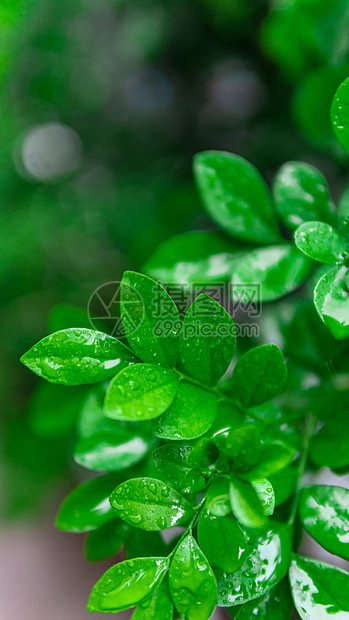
[55,474,121,533]
[268,465,298,507]
[74,386,154,472]
[310,410,349,469]
[229,475,266,529]
[244,441,296,480]
[290,555,349,620]
[151,382,218,440]
[120,271,180,368]
[144,231,244,284]
[187,438,219,469]
[226,425,261,472]
[84,519,131,562]
[197,508,247,573]
[109,477,195,531]
[87,556,169,612]
[132,576,173,620]
[251,479,275,516]
[231,245,313,302]
[295,221,348,264]
[314,264,349,340]
[230,345,287,408]
[179,294,236,386]
[217,524,292,606]
[152,444,206,493]
[21,328,138,385]
[300,485,349,561]
[169,534,218,620]
[331,76,349,154]
[232,577,293,619]
[272,161,334,230]
[104,363,179,421]
[205,476,231,517]
[194,151,280,243]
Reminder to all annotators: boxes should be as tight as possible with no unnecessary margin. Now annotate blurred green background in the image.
[2,0,349,521]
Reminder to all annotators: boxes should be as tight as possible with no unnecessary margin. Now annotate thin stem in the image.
[167,497,206,559]
[288,413,317,526]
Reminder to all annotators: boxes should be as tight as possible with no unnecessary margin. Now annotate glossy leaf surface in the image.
[151,382,217,440]
[55,475,120,533]
[120,271,180,368]
[74,386,154,472]
[331,76,349,154]
[21,328,138,385]
[132,577,173,620]
[144,231,244,284]
[104,363,179,421]
[152,444,206,493]
[109,477,194,531]
[230,345,287,408]
[245,441,296,480]
[233,578,292,619]
[314,265,349,340]
[85,519,131,562]
[273,161,334,230]
[217,524,292,606]
[231,245,312,302]
[290,555,349,620]
[205,476,231,517]
[87,556,169,612]
[310,411,349,469]
[295,221,348,264]
[300,485,349,560]
[179,294,236,386]
[252,479,275,516]
[229,476,266,529]
[169,534,218,620]
[197,508,247,573]
[226,425,261,472]
[194,151,280,243]
[269,465,298,507]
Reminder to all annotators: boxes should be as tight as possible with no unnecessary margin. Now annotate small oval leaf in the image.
[295,221,348,264]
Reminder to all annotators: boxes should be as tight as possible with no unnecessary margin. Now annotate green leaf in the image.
[205,476,231,517]
[28,382,87,438]
[47,303,92,333]
[169,534,218,620]
[233,578,293,619]
[331,76,349,154]
[74,386,154,472]
[87,556,169,612]
[104,363,179,421]
[268,465,298,507]
[290,555,349,620]
[55,475,120,533]
[21,328,138,385]
[251,479,275,516]
[179,294,236,386]
[132,576,173,620]
[187,438,219,469]
[126,529,168,560]
[194,151,280,243]
[197,508,247,573]
[144,231,244,284]
[314,264,349,340]
[109,477,195,530]
[152,444,206,493]
[120,271,180,368]
[229,475,266,529]
[311,410,349,469]
[272,161,334,230]
[244,441,296,480]
[85,519,131,562]
[226,425,261,472]
[230,345,287,408]
[295,221,348,264]
[151,382,218,440]
[231,245,313,302]
[300,485,349,561]
[217,524,292,606]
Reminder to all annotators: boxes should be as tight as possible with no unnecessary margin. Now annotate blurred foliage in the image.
[2,0,349,520]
